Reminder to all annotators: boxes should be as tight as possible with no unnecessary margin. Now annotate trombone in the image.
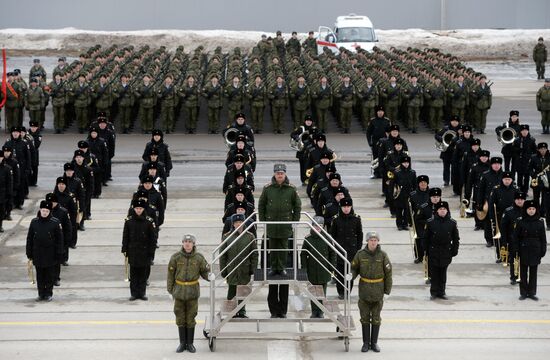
[513,254,521,281]
[492,204,507,264]
[407,200,418,260]
[124,254,129,282]
[27,259,35,284]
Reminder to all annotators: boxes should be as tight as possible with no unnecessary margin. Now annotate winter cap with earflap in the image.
[183,234,196,244]
[45,193,58,203]
[273,163,287,173]
[417,175,429,184]
[312,216,324,225]
[429,187,442,197]
[230,213,245,223]
[435,201,449,211]
[39,200,52,210]
[366,231,380,240]
[490,157,503,164]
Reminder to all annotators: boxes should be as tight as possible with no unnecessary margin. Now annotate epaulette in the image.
[494,185,500,189]
[505,206,514,212]
[410,190,417,196]
[450,218,457,224]
[426,217,434,223]
[320,186,329,192]
[354,214,361,219]
[263,182,271,188]
[125,216,131,221]
[420,203,429,209]
[146,216,155,224]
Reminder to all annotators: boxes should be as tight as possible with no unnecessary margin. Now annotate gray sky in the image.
[2,0,549,31]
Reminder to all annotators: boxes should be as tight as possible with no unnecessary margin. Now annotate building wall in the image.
[2,0,549,31]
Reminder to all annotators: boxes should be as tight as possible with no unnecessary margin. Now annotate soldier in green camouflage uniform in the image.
[202,74,223,134]
[48,74,67,133]
[112,74,134,134]
[448,75,469,124]
[533,37,547,80]
[537,78,550,133]
[246,75,267,133]
[179,75,200,134]
[404,75,424,133]
[70,74,91,133]
[358,76,378,131]
[470,75,492,134]
[286,31,301,58]
[157,75,177,134]
[425,77,446,132]
[290,74,311,128]
[24,78,46,127]
[311,75,332,132]
[273,31,286,59]
[224,75,245,126]
[220,214,258,318]
[268,76,289,134]
[29,59,47,83]
[167,234,210,353]
[4,72,23,128]
[92,74,113,119]
[380,76,401,125]
[14,70,27,126]
[334,74,355,133]
[302,31,317,55]
[300,217,336,318]
[135,75,156,134]
[351,231,392,353]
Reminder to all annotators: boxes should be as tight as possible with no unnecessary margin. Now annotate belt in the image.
[361,277,384,283]
[175,279,199,286]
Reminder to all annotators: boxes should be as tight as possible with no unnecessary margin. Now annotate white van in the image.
[317,14,378,54]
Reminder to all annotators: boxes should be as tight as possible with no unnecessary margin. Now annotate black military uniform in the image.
[0,152,13,232]
[4,127,31,209]
[222,200,256,235]
[383,138,407,214]
[451,126,474,196]
[72,150,94,228]
[529,142,550,218]
[140,163,168,209]
[500,192,526,284]
[95,116,116,182]
[393,156,417,230]
[77,140,102,198]
[488,172,519,261]
[26,201,64,301]
[477,157,504,247]
[512,200,547,301]
[306,154,333,199]
[141,130,173,179]
[512,124,537,192]
[366,106,391,178]
[228,112,255,145]
[140,176,165,227]
[226,144,256,173]
[122,199,157,301]
[140,147,167,182]
[435,117,460,186]
[27,121,42,186]
[409,176,431,262]
[225,184,254,209]
[465,150,491,229]
[416,188,442,272]
[495,111,521,172]
[62,162,85,234]
[87,128,110,187]
[330,198,363,299]
[45,193,72,286]
[460,138,482,194]
[424,201,460,299]
[290,116,315,184]
[53,176,78,259]
[223,158,254,194]
[306,134,334,170]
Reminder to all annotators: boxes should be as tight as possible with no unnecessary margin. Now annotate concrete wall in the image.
[2,0,549,31]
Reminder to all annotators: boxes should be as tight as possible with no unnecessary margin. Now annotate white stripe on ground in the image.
[267,340,299,360]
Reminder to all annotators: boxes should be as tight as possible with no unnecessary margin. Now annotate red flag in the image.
[0,49,6,109]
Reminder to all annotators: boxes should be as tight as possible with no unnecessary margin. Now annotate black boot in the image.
[186,327,196,353]
[361,324,370,352]
[371,324,381,352]
[176,326,186,352]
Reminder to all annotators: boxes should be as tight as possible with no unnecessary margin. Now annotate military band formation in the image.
[0,33,547,354]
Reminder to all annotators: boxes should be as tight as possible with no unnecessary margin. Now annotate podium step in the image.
[236,285,252,299]
[323,300,340,313]
[253,268,308,281]
[221,299,238,315]
[307,284,326,299]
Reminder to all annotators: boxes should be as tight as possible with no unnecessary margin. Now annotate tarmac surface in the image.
[0,65,549,359]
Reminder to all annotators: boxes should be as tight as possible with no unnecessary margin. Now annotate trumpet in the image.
[460,197,469,218]
[305,167,314,179]
[435,130,456,152]
[500,245,509,267]
[124,254,129,282]
[513,254,521,281]
[27,259,35,285]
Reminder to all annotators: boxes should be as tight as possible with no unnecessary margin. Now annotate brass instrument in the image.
[460,198,469,218]
[408,200,418,260]
[435,130,457,152]
[371,157,379,170]
[223,127,240,148]
[305,167,314,178]
[500,245,509,267]
[124,254,129,282]
[476,201,489,221]
[27,259,35,285]
[492,204,502,261]
[392,184,401,199]
[513,254,521,281]
[289,126,308,151]
[497,124,516,145]
[531,165,550,189]
[330,152,338,163]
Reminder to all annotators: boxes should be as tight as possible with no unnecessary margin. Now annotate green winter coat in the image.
[300,231,336,284]
[537,86,550,111]
[48,80,67,107]
[291,84,311,111]
[5,81,23,108]
[269,84,289,108]
[220,230,258,285]
[92,83,113,109]
[312,84,332,109]
[71,83,91,108]
[335,84,356,108]
[167,247,209,301]
[247,84,267,107]
[351,245,392,302]
[425,84,446,108]
[224,84,245,111]
[533,43,547,62]
[157,85,177,107]
[404,84,424,107]
[135,84,156,109]
[258,176,302,238]
[113,83,135,107]
[448,83,469,108]
[358,84,379,108]
[202,83,223,108]
[25,86,45,110]
[471,84,492,110]
[179,85,200,107]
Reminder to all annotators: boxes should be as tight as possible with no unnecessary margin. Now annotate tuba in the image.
[435,130,456,152]
[531,165,550,189]
[223,127,240,148]
[289,126,308,151]
[497,124,516,145]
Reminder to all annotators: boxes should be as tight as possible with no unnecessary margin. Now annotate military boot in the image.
[176,326,186,352]
[186,327,196,353]
[370,324,381,352]
[361,324,370,352]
